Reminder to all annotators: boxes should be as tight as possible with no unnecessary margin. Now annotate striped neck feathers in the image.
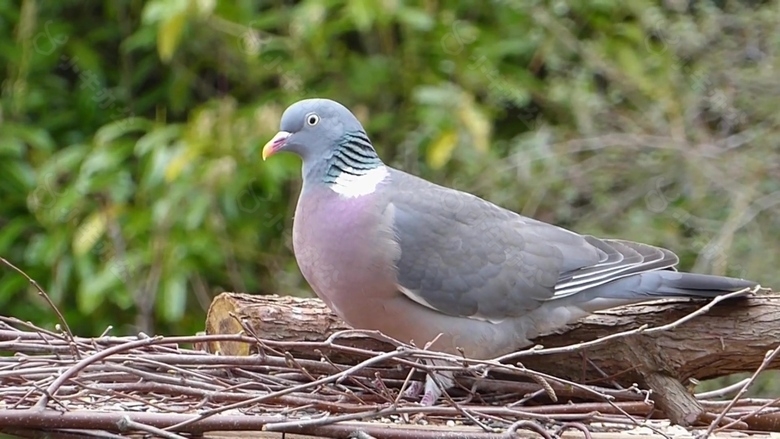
[324,131,388,198]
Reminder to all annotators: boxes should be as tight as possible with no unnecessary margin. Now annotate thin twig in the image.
[698,343,780,439]
[0,257,80,359]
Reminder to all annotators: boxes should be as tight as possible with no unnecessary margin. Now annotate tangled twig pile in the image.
[0,306,778,438]
[1,256,779,438]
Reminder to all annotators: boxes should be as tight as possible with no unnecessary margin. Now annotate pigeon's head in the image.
[262,98,367,163]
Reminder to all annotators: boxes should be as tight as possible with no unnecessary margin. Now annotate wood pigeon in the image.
[262,98,757,405]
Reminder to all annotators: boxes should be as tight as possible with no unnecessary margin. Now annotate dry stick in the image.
[399,354,634,429]
[319,350,384,404]
[98,325,114,338]
[263,405,401,432]
[504,420,552,439]
[267,403,561,434]
[718,396,780,431]
[446,359,613,404]
[392,334,444,407]
[554,422,593,439]
[433,376,494,433]
[130,355,232,386]
[0,320,152,354]
[71,380,193,414]
[403,336,500,431]
[497,287,755,361]
[698,343,780,439]
[163,348,416,432]
[0,410,287,433]
[697,412,748,430]
[695,378,752,400]
[464,360,664,437]
[324,328,406,349]
[33,336,163,410]
[0,428,126,439]
[703,398,780,409]
[232,312,283,359]
[118,416,188,439]
[580,355,624,390]
[273,422,507,439]
[388,402,652,419]
[0,257,80,360]
[103,363,229,393]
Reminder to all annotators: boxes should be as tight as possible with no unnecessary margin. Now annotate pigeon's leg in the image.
[401,359,455,404]
[401,359,430,399]
[420,366,455,406]
[402,380,424,399]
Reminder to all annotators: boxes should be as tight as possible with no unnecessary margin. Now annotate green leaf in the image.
[164,141,198,182]
[80,147,129,177]
[0,218,30,252]
[37,143,90,177]
[185,194,211,230]
[0,123,56,152]
[161,272,187,322]
[291,1,327,39]
[135,125,182,156]
[0,276,27,307]
[397,6,434,31]
[72,211,107,256]
[141,0,187,24]
[157,11,188,63]
[145,145,178,188]
[0,138,25,156]
[0,159,35,192]
[427,130,458,169]
[77,264,120,315]
[49,257,73,304]
[94,118,153,147]
[346,0,375,32]
[458,97,492,153]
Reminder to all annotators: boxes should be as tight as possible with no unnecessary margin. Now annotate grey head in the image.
[262,98,384,182]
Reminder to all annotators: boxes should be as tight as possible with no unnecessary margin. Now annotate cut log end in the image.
[205,293,252,356]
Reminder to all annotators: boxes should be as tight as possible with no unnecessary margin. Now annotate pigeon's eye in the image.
[306,113,319,126]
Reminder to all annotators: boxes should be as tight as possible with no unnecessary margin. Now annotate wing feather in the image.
[386,169,680,322]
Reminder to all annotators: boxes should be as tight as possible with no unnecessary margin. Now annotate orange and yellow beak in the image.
[261,131,291,161]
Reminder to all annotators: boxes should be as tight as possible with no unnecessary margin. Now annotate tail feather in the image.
[563,270,757,314]
[648,270,756,296]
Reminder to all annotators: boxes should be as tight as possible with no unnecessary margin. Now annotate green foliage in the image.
[1,0,778,376]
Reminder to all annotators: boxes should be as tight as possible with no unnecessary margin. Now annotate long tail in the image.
[564,270,757,314]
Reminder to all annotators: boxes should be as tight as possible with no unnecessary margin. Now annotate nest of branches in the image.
[0,257,779,438]
[0,306,779,439]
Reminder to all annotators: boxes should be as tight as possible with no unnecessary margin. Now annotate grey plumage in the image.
[262,98,758,405]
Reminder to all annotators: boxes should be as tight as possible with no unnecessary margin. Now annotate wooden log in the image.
[205,291,780,382]
[205,291,780,425]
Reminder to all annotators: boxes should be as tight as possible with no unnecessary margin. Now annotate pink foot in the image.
[402,381,424,399]
[419,376,445,406]
[420,387,439,406]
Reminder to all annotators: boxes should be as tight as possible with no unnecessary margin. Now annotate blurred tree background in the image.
[1,0,778,393]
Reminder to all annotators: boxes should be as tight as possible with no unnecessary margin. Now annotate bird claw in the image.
[400,378,442,406]
[420,388,439,406]
[419,372,449,406]
[402,380,424,399]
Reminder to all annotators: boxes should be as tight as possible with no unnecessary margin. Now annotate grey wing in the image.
[387,170,680,322]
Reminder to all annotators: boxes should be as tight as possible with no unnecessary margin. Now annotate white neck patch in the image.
[329,165,389,198]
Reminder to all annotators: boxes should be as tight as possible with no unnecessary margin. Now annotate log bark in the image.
[205,291,780,382]
[205,291,780,425]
